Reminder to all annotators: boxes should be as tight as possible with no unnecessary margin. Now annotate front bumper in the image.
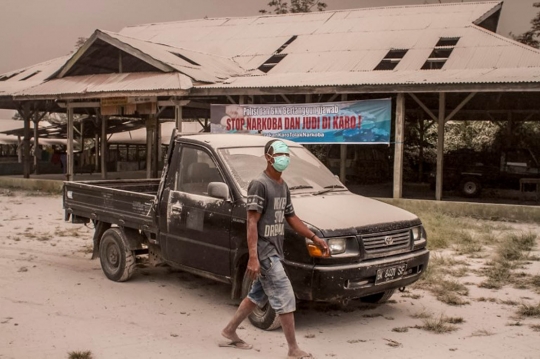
[285,249,430,301]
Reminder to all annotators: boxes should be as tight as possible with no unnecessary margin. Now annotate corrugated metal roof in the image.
[100,30,246,82]
[0,56,70,96]
[115,1,540,89]
[7,0,540,98]
[120,2,502,58]
[16,72,192,99]
[199,67,540,89]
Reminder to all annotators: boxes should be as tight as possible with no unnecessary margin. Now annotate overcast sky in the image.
[0,0,536,75]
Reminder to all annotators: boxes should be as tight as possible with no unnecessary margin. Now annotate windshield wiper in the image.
[313,184,346,195]
[289,185,314,191]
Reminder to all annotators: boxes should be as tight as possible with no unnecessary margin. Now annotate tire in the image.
[241,272,281,331]
[99,228,136,282]
[360,289,396,304]
[459,177,482,198]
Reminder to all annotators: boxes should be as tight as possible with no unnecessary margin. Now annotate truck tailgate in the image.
[63,179,160,231]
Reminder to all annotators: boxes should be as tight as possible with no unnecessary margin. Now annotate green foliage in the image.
[511,2,540,48]
[260,0,327,14]
[444,121,499,153]
[68,351,93,359]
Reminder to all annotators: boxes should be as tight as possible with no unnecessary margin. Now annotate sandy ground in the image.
[1,191,540,359]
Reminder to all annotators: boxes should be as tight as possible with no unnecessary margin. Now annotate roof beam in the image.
[445,92,476,122]
[58,102,100,109]
[408,93,437,122]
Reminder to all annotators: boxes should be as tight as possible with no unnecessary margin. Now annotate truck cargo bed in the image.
[64,179,160,231]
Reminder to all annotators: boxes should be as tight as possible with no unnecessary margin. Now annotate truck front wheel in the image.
[460,177,482,198]
[99,228,136,282]
[241,273,281,331]
[360,289,396,304]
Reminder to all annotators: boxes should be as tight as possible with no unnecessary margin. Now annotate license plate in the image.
[375,264,407,285]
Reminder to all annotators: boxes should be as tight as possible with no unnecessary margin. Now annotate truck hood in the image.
[292,191,419,237]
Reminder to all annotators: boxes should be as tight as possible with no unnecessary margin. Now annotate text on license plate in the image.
[375,264,407,285]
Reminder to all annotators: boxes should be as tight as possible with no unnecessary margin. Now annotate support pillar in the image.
[418,111,425,183]
[33,113,40,175]
[393,93,405,199]
[80,120,85,165]
[153,115,160,178]
[340,94,347,184]
[17,136,22,163]
[436,92,446,201]
[94,132,99,172]
[22,104,31,179]
[101,115,108,179]
[175,105,183,132]
[146,116,155,179]
[66,105,74,181]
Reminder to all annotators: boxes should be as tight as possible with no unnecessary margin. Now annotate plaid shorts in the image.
[247,255,296,315]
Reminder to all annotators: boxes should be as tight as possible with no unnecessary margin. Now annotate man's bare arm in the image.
[286,214,330,257]
[246,210,262,280]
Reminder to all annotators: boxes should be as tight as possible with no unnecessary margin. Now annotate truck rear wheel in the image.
[241,273,281,331]
[460,177,482,198]
[360,289,396,304]
[99,228,136,282]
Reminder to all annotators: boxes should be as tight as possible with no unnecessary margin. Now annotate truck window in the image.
[177,146,224,196]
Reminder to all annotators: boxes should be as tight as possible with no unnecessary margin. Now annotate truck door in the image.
[164,144,232,277]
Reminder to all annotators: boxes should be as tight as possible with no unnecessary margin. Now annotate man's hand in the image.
[312,235,330,257]
[246,256,260,280]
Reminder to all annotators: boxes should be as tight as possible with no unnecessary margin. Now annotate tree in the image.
[511,2,540,48]
[70,37,88,54]
[259,0,327,14]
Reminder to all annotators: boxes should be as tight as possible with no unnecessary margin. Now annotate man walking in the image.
[221,139,330,359]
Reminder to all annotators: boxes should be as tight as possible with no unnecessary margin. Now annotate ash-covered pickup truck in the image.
[64,133,429,330]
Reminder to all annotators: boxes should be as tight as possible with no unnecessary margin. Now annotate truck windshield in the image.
[218,146,345,196]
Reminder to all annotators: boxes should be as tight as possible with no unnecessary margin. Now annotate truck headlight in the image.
[306,237,348,257]
[328,237,346,255]
[411,226,424,241]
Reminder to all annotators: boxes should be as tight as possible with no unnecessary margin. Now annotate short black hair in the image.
[264,139,279,155]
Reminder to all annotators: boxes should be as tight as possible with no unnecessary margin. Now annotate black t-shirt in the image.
[246,172,295,260]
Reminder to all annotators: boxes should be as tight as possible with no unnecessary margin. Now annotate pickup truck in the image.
[64,132,430,330]
[429,148,540,197]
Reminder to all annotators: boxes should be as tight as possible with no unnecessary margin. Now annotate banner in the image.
[210,98,391,144]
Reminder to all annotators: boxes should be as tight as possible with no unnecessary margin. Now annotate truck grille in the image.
[361,229,411,255]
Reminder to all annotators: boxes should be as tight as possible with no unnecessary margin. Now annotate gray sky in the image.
[0,0,536,75]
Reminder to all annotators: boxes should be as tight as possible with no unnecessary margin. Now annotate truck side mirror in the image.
[208,182,230,201]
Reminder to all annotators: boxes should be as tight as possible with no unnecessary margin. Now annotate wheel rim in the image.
[103,239,120,273]
[253,303,270,319]
[464,182,477,194]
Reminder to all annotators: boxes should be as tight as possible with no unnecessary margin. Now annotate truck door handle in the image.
[171,204,183,214]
